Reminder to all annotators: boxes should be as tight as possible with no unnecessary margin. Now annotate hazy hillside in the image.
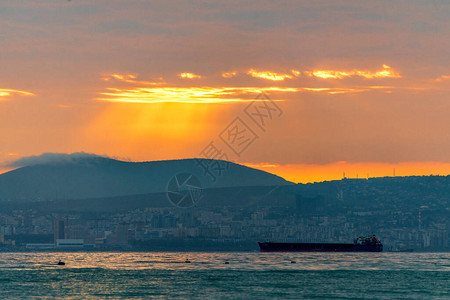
[294,175,450,212]
[0,156,292,202]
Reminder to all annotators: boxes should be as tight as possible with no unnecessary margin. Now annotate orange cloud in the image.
[3,152,19,156]
[221,71,237,78]
[97,67,429,105]
[304,70,353,79]
[98,79,409,105]
[0,88,34,100]
[434,75,450,82]
[97,86,296,104]
[291,69,301,77]
[247,69,293,81]
[242,162,280,168]
[179,72,202,79]
[102,73,164,85]
[300,87,369,94]
[103,73,137,82]
[305,64,401,79]
[356,64,401,79]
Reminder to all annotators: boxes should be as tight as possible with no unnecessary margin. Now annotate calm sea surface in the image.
[0,252,448,299]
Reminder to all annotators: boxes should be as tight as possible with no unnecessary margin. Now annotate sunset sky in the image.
[1,0,449,183]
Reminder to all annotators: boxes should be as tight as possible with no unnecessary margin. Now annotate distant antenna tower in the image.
[393,168,396,177]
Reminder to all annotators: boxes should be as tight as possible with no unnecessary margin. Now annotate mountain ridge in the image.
[0,155,292,202]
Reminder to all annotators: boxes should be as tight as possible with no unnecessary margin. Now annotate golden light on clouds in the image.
[97,86,297,104]
[356,64,401,79]
[247,69,293,81]
[0,152,19,157]
[0,88,34,100]
[179,72,202,79]
[220,65,401,81]
[243,162,280,169]
[305,70,353,79]
[96,64,417,105]
[300,87,368,94]
[305,64,401,79]
[106,73,137,81]
[102,73,165,85]
[221,71,237,78]
[291,69,301,77]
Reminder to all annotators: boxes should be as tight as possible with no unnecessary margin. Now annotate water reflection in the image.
[0,252,449,272]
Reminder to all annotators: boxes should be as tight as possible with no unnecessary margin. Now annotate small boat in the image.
[57,260,65,265]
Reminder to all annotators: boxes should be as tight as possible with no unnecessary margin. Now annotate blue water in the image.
[0,252,449,299]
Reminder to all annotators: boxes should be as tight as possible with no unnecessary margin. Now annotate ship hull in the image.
[258,242,383,252]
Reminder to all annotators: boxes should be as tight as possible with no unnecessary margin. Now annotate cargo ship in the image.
[258,235,383,252]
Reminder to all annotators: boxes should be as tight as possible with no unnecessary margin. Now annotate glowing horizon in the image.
[243,161,450,184]
[2,155,450,185]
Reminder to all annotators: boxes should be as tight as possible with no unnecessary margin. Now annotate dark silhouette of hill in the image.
[0,185,296,213]
[0,155,292,202]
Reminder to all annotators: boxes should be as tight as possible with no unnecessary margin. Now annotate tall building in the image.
[0,227,5,244]
[54,219,65,242]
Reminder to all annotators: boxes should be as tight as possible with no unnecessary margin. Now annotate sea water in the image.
[0,252,449,299]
